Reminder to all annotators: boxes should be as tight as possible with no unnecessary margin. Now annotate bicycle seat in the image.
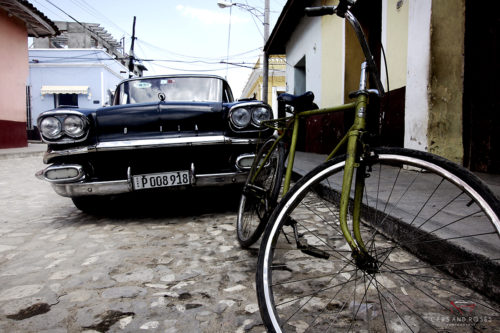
[278,91,315,112]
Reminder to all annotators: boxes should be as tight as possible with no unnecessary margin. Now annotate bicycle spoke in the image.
[257,149,500,332]
[381,260,500,314]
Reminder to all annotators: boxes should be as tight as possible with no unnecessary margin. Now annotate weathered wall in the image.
[0,9,28,148]
[427,0,465,164]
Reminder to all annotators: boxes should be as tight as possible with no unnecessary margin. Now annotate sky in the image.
[29,0,287,97]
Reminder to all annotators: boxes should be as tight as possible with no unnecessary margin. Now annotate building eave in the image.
[0,0,60,37]
[264,0,312,55]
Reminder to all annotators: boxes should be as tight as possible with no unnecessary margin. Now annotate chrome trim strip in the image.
[49,170,248,197]
[43,136,263,162]
[51,180,131,197]
[95,136,260,151]
[44,146,93,163]
[39,109,90,117]
[194,172,247,186]
[228,101,268,111]
[190,163,196,185]
[160,105,214,112]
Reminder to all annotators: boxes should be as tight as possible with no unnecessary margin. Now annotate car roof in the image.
[118,74,229,85]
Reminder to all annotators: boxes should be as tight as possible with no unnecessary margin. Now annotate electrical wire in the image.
[73,0,130,36]
[36,0,280,75]
[28,53,263,67]
[150,62,228,73]
[32,0,66,20]
[135,38,262,62]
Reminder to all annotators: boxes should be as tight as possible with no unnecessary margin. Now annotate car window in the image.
[223,81,234,103]
[115,77,223,105]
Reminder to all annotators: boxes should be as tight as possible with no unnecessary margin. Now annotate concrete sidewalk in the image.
[0,142,47,160]
[292,150,500,199]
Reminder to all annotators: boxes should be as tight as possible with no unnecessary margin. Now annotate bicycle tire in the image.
[237,137,285,248]
[257,147,500,332]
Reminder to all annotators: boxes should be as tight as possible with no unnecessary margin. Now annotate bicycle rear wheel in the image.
[257,147,500,332]
[237,137,285,248]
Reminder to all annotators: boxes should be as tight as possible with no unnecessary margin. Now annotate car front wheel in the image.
[71,196,109,214]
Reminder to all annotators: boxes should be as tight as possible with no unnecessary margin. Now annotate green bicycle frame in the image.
[250,102,355,194]
[251,7,385,256]
[252,65,372,255]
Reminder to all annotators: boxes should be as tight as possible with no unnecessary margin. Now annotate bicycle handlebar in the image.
[304,6,336,17]
[305,0,354,17]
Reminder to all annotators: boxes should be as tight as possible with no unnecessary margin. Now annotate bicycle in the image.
[242,2,500,332]
[236,90,345,247]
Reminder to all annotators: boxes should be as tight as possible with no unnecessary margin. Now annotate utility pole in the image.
[262,0,270,104]
[128,16,136,78]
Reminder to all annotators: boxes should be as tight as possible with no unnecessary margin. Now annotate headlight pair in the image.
[39,114,88,140]
[230,104,272,130]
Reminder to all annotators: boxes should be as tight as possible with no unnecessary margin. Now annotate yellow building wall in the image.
[244,56,286,105]
[319,0,409,103]
[383,0,409,90]
[247,77,263,100]
[321,0,344,107]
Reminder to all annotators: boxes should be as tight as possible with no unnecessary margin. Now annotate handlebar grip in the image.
[305,6,336,17]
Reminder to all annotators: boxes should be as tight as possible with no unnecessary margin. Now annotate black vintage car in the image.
[36,75,273,212]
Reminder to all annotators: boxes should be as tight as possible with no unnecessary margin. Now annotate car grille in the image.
[81,144,257,181]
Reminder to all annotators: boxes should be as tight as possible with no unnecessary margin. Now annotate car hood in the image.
[96,101,225,142]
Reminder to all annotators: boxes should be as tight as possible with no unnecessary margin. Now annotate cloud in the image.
[176,5,250,25]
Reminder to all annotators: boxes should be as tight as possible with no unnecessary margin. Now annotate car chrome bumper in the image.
[41,170,248,198]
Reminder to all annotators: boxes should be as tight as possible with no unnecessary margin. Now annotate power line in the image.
[29,54,262,68]
[150,62,227,73]
[73,0,130,36]
[36,1,274,75]
[32,0,66,20]
[135,38,261,62]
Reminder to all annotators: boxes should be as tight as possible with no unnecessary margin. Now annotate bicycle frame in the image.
[252,64,371,255]
[252,5,384,256]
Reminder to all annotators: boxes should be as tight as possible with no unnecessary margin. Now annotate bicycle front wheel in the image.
[257,147,500,332]
[237,137,285,248]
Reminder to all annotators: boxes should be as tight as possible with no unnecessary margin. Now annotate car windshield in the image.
[116,77,223,104]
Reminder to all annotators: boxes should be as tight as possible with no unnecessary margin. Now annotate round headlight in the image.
[40,117,62,139]
[63,115,86,138]
[252,106,271,126]
[231,108,251,129]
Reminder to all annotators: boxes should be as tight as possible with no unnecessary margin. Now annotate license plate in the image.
[132,171,190,190]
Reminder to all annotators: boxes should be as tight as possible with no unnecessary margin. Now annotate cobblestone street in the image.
[0,155,264,332]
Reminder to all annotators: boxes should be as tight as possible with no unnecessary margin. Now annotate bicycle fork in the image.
[339,63,378,272]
